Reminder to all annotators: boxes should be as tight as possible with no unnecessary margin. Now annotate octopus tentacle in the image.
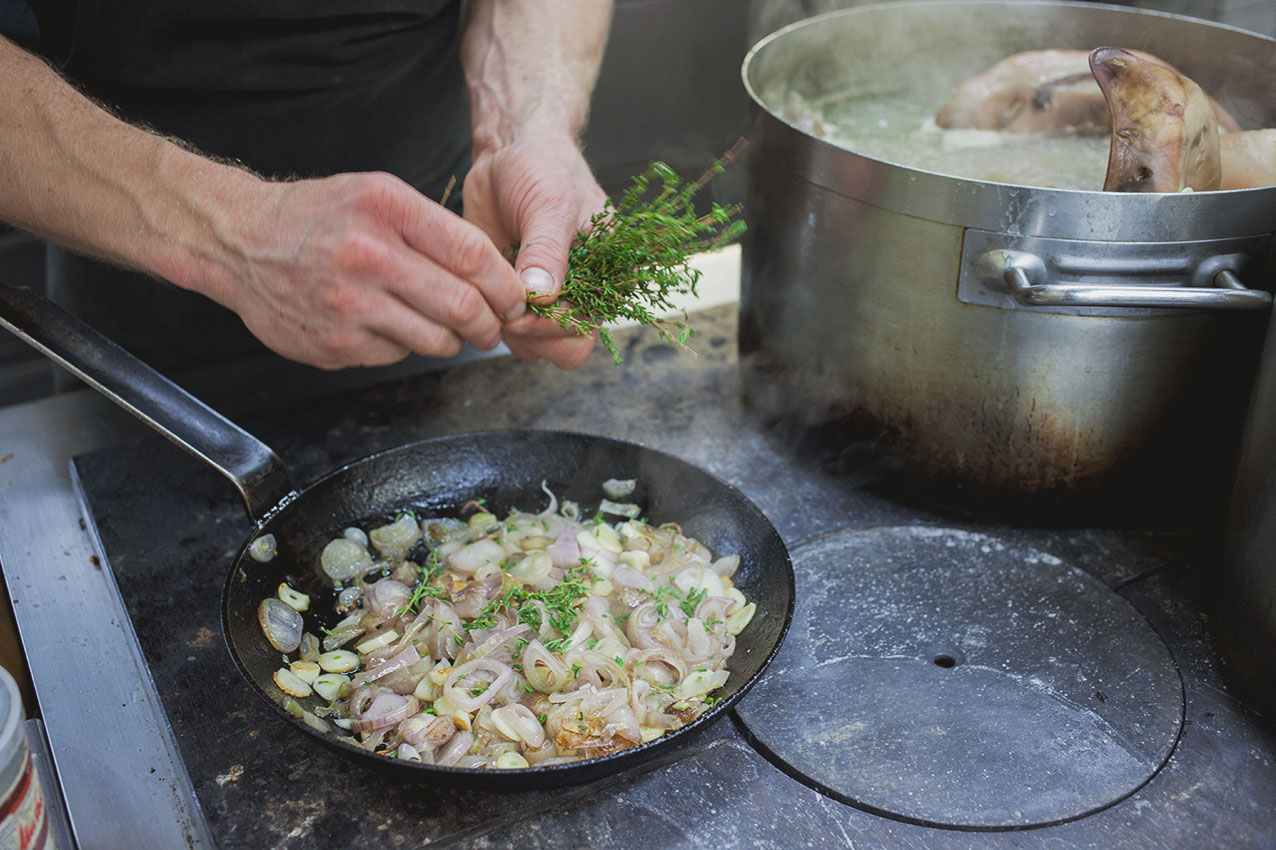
[1090,46,1221,193]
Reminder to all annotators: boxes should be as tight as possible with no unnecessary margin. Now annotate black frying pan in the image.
[0,285,794,790]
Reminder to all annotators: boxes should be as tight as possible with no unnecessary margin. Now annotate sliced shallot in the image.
[349,686,419,733]
[360,644,421,684]
[435,730,475,767]
[365,579,412,619]
[443,658,513,712]
[490,704,546,749]
[258,597,303,653]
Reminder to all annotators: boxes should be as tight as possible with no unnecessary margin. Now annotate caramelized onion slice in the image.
[348,686,419,733]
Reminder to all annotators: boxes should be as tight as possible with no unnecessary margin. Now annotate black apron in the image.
[32,0,470,375]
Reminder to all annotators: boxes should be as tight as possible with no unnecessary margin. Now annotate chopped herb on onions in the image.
[396,550,446,618]
[256,480,753,769]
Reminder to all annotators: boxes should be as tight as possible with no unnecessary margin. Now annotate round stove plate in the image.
[734,526,1184,829]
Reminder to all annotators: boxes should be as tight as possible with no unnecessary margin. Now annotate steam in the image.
[747,1,1276,131]
[747,0,867,47]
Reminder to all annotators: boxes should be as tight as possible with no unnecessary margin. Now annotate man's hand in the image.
[215,172,528,370]
[461,0,614,370]
[463,134,605,369]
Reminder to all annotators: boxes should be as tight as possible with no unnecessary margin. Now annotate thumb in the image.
[512,205,576,304]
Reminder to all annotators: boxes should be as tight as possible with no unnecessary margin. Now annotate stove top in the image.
[60,305,1276,848]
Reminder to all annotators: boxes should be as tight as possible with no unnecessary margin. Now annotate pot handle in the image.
[985,249,1273,311]
[0,284,292,522]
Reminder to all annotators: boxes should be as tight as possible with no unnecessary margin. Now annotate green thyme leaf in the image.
[396,549,446,618]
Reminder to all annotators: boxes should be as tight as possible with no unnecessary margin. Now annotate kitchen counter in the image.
[2,286,1275,847]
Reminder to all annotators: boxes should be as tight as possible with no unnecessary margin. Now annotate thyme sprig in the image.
[525,143,746,364]
[395,549,446,618]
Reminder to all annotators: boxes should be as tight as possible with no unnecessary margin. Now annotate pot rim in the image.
[742,0,1276,242]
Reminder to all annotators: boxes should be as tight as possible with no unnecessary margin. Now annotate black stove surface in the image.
[72,306,1276,848]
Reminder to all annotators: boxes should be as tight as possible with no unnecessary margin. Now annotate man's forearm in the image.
[0,36,259,301]
[0,35,561,371]
[460,0,613,153]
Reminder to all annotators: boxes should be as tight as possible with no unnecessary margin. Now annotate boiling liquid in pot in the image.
[787,91,1110,190]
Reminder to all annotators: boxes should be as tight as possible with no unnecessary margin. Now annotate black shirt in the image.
[15,0,473,374]
[32,0,469,192]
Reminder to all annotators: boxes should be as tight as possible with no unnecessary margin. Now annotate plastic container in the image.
[0,667,54,850]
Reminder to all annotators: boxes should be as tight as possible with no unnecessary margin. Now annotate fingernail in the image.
[505,268,553,321]
[521,267,555,295]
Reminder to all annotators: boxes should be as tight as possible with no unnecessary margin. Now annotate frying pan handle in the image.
[0,284,292,522]
[992,249,1272,311]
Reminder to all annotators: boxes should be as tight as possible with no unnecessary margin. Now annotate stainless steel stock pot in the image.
[739,0,1276,516]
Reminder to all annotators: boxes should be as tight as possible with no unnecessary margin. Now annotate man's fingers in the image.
[504,333,596,369]
[502,308,591,338]
[383,250,508,351]
[394,193,527,323]
[350,336,416,369]
[365,290,468,358]
[298,286,466,366]
[507,197,578,303]
[279,325,414,371]
[323,213,507,352]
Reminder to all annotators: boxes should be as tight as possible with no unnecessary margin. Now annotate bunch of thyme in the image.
[524,144,746,364]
